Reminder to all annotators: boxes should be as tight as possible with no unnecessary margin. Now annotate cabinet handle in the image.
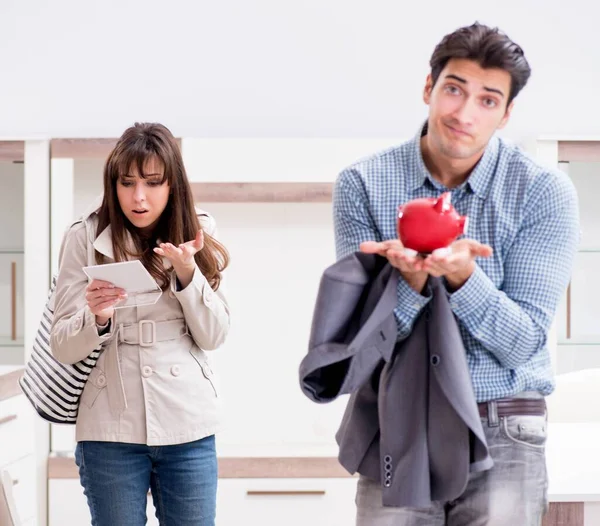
[566,282,571,339]
[246,490,326,496]
[0,414,17,426]
[11,479,18,487]
[11,261,16,341]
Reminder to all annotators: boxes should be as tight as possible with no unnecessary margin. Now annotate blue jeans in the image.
[74,435,217,526]
[355,414,548,525]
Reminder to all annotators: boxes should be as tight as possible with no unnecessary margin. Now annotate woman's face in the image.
[116,156,170,233]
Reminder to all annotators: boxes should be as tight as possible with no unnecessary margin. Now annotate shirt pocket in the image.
[189,346,218,398]
[80,366,108,409]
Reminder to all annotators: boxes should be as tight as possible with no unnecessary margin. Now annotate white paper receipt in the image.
[82,260,162,308]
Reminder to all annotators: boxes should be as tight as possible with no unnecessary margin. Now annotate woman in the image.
[50,122,230,525]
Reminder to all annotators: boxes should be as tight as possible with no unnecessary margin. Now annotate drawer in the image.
[0,395,35,467]
[216,478,358,526]
[50,478,358,526]
[2,454,36,522]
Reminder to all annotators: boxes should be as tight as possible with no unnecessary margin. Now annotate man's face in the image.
[423,58,513,161]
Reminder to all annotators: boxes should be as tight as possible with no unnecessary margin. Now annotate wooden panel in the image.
[51,138,182,159]
[0,369,24,401]
[48,455,352,479]
[51,138,118,159]
[0,141,24,162]
[542,502,584,526]
[559,141,600,162]
[217,457,351,478]
[191,182,333,203]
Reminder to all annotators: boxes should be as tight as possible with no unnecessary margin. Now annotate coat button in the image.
[142,366,153,378]
[171,365,180,377]
[431,355,440,366]
[96,374,106,387]
[74,317,82,330]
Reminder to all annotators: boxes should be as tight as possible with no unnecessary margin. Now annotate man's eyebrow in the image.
[444,74,505,97]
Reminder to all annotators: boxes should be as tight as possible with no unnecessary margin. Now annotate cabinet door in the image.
[556,252,600,345]
[2,455,36,523]
[0,396,35,468]
[567,161,600,252]
[0,158,25,363]
[216,478,358,526]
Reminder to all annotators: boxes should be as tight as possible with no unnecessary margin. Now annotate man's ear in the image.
[423,74,433,105]
[497,100,514,130]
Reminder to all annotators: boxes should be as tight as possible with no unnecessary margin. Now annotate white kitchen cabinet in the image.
[49,477,357,526]
[0,371,37,525]
[556,251,600,344]
[534,139,600,374]
[0,160,25,365]
[0,140,51,526]
[216,478,357,526]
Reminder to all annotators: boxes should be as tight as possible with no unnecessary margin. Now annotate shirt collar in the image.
[409,121,499,199]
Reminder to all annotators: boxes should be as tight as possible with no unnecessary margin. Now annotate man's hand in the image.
[360,240,428,294]
[423,239,493,290]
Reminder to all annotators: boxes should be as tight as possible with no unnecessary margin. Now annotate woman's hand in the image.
[154,230,204,288]
[85,279,127,324]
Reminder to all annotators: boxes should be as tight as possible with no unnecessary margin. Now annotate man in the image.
[332,22,580,525]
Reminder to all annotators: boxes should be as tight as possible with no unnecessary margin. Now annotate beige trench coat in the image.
[50,203,230,446]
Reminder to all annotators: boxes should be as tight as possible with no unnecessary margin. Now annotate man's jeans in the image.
[74,435,217,526]
[355,414,548,526]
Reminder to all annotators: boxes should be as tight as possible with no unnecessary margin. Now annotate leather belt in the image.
[478,398,546,418]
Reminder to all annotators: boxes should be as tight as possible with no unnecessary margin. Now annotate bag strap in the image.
[83,217,96,267]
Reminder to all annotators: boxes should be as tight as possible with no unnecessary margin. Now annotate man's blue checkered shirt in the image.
[332,124,580,401]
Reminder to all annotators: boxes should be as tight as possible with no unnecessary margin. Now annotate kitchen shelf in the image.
[0,141,24,162]
[190,182,333,203]
[558,141,600,163]
[50,138,182,159]
[0,336,23,348]
[0,249,24,254]
[558,341,600,346]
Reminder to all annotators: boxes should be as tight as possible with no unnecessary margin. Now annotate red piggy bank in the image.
[397,192,468,254]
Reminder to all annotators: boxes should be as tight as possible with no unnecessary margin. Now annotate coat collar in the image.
[93,225,116,260]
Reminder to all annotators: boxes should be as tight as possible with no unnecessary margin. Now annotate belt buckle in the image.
[138,320,156,347]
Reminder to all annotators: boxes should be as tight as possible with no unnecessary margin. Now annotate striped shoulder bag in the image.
[19,218,102,424]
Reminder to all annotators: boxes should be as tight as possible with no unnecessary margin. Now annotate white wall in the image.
[0,0,597,141]
[72,159,103,219]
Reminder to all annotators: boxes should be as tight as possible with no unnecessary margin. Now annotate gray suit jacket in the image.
[299,252,493,508]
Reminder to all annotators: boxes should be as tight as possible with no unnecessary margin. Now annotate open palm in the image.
[154,230,204,268]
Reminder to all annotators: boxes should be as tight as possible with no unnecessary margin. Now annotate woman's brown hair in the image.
[96,122,229,291]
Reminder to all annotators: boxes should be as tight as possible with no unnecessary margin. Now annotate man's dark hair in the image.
[429,22,531,105]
